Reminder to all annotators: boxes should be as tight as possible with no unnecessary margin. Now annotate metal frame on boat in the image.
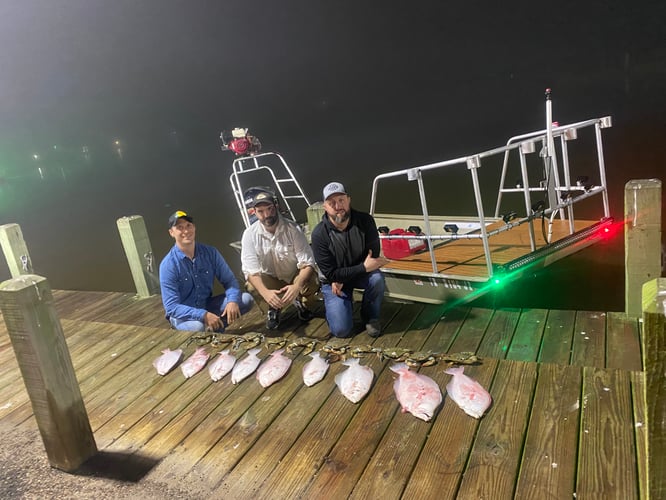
[370,104,614,304]
[226,92,615,306]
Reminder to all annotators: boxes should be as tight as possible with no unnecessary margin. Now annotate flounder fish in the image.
[231,347,262,384]
[444,365,492,418]
[256,349,292,388]
[181,346,210,378]
[302,352,329,387]
[334,358,374,403]
[153,348,183,376]
[208,349,237,382]
[390,362,442,421]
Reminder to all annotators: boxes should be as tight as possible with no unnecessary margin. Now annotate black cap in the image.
[246,188,277,208]
[168,210,194,228]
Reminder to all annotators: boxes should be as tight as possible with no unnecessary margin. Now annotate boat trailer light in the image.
[444,224,459,234]
[502,211,518,224]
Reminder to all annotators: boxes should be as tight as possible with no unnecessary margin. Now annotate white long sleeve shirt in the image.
[240,216,315,283]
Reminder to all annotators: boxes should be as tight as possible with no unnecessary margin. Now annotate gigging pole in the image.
[544,88,562,218]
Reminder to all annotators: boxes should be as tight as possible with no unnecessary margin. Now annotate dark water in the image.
[1,3,664,312]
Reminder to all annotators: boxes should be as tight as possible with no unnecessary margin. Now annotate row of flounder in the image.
[153,346,491,420]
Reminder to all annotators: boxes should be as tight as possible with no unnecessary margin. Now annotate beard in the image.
[333,210,350,225]
[261,215,278,228]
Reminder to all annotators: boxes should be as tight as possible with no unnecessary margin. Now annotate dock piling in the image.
[0,274,97,471]
[625,179,662,317]
[0,223,34,277]
[641,277,666,499]
[116,215,160,298]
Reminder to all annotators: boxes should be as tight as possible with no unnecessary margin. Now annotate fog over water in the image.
[1,1,664,312]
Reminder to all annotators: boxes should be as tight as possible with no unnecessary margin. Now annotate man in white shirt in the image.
[240,188,319,330]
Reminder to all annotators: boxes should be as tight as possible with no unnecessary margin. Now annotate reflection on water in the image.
[0,106,662,313]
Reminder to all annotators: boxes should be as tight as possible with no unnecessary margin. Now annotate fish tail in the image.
[390,362,408,373]
[444,365,464,376]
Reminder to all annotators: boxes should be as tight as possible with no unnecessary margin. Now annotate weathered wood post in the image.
[0,274,97,471]
[306,202,325,240]
[117,215,160,298]
[625,179,662,317]
[0,223,34,277]
[641,278,666,499]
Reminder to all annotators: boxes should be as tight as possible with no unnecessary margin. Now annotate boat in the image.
[224,90,616,305]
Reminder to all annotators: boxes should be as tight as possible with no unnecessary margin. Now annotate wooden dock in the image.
[0,290,647,499]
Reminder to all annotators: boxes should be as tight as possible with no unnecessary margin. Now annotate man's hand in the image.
[204,311,223,331]
[221,301,241,325]
[261,289,284,310]
[278,283,300,305]
[332,282,344,297]
[363,250,390,272]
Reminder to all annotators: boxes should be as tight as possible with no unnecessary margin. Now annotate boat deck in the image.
[0,290,646,499]
[384,218,599,278]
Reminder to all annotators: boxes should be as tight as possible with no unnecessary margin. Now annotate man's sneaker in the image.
[366,319,382,338]
[293,300,314,322]
[266,308,281,330]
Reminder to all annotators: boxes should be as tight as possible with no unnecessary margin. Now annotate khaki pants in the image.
[246,272,320,312]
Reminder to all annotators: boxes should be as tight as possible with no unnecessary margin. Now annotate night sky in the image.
[0,1,664,306]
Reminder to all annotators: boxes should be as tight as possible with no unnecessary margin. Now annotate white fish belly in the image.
[335,365,373,403]
[446,376,491,418]
[231,358,261,384]
[208,353,236,381]
[256,357,292,387]
[302,355,329,387]
[395,375,442,421]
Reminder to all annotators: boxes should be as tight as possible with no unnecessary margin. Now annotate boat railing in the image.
[369,116,612,278]
[229,152,311,228]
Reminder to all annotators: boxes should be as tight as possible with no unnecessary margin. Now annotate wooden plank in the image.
[184,317,334,492]
[347,306,470,499]
[324,308,444,498]
[576,367,639,499]
[606,312,642,371]
[571,311,606,368]
[144,302,376,486]
[302,305,440,499]
[514,363,582,498]
[253,304,420,499]
[447,307,494,353]
[401,358,499,499]
[0,320,171,425]
[456,360,537,499]
[641,278,666,500]
[506,308,548,362]
[539,309,576,364]
[0,320,152,416]
[385,219,597,277]
[82,332,193,432]
[215,326,347,497]
[476,307,521,359]
[631,371,648,500]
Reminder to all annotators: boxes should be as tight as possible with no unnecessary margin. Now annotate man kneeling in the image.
[160,210,254,332]
[240,188,319,330]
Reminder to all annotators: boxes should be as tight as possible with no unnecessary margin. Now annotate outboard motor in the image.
[221,127,262,156]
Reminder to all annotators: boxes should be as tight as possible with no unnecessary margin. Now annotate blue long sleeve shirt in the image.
[159,242,241,321]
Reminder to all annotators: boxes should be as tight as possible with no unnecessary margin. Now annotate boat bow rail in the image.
[229,152,311,229]
[370,115,615,305]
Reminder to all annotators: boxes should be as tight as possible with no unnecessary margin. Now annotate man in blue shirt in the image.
[159,210,254,332]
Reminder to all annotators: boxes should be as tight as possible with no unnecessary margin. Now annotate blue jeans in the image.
[321,270,385,337]
[169,292,254,332]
